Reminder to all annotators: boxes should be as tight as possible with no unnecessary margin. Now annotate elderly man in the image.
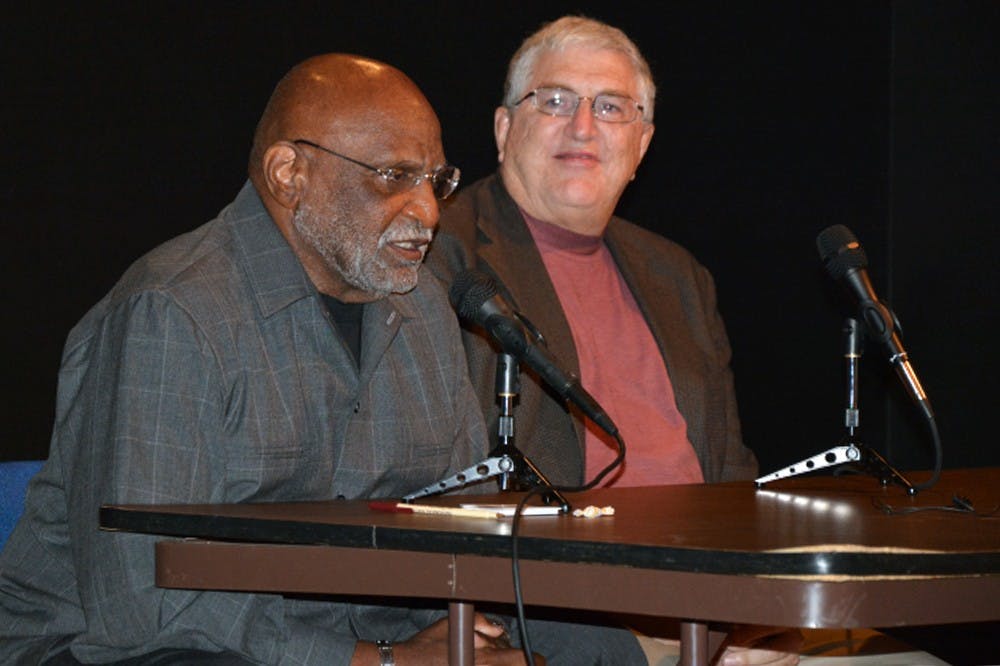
[0,54,540,665]
[430,15,757,493]
[429,16,806,666]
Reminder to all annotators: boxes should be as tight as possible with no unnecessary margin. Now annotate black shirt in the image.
[320,293,364,367]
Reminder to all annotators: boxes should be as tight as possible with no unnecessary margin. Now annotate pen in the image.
[368,501,502,519]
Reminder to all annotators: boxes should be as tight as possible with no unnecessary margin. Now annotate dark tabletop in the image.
[100,467,1000,578]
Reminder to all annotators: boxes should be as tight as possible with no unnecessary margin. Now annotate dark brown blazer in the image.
[429,174,758,485]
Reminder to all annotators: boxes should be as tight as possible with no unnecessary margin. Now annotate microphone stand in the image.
[403,353,571,511]
[755,318,916,493]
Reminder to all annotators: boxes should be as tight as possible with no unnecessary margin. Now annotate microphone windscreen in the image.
[448,270,498,321]
[817,224,868,279]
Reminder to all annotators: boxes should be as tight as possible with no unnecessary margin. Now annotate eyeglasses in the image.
[514,87,645,124]
[292,139,461,200]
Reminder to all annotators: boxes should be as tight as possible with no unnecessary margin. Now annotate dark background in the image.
[3,1,998,479]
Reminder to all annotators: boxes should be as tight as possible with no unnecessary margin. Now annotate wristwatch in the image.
[375,639,395,666]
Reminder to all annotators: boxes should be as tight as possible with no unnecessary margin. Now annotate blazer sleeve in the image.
[0,292,362,665]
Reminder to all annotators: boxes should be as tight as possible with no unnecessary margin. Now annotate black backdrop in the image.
[4,2,998,476]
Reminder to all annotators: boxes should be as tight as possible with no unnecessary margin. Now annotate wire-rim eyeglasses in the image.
[514,87,645,124]
[292,139,461,200]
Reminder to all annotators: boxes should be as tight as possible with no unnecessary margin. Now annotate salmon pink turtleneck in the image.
[522,212,704,487]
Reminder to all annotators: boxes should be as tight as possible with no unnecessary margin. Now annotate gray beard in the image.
[292,203,426,298]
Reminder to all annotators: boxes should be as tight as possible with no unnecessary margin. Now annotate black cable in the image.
[909,414,942,493]
[873,489,999,516]
[510,431,627,665]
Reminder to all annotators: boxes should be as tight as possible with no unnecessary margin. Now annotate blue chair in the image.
[0,460,45,551]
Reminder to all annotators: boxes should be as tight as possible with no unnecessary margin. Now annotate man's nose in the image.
[409,180,440,229]
[568,99,598,137]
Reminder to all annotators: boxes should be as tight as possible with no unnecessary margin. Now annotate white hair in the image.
[503,15,656,122]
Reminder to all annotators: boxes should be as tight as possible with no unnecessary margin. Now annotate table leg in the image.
[679,621,709,666]
[449,601,475,666]
[680,621,729,666]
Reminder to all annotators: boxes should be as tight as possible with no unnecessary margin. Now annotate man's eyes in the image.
[380,168,412,183]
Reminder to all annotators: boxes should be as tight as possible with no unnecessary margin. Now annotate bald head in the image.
[246,54,449,302]
[249,54,439,185]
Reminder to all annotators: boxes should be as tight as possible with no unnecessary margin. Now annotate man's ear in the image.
[261,142,304,210]
[494,106,511,163]
[638,122,655,163]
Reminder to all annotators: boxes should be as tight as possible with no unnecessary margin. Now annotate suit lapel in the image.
[604,221,704,440]
[473,180,582,379]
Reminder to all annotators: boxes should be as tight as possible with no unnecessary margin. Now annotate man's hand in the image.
[353,613,545,665]
[718,625,803,666]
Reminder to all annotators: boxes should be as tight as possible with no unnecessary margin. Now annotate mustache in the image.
[380,219,434,245]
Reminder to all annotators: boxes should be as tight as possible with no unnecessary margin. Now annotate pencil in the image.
[368,501,502,519]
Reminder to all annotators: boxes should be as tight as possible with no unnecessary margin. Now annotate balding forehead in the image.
[248,53,445,185]
[259,54,431,139]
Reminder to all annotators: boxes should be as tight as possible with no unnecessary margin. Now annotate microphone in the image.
[816,225,933,419]
[449,269,619,436]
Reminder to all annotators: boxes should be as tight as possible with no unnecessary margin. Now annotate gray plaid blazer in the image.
[0,182,488,664]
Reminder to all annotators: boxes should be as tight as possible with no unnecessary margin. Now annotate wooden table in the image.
[100,468,1000,666]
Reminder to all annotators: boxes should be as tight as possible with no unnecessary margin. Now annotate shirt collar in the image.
[520,208,605,256]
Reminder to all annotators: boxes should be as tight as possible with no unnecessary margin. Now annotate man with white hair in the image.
[429,15,801,666]
[432,14,757,503]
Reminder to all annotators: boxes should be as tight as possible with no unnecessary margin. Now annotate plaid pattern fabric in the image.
[0,182,488,664]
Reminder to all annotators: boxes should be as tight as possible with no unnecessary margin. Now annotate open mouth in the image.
[385,238,429,263]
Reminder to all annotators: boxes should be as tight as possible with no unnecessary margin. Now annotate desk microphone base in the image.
[403,446,571,511]
[755,440,915,494]
[757,319,917,495]
[404,352,571,510]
